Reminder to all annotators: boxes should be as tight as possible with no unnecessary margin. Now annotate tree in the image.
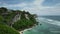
[0,7,8,14]
[0,16,4,23]
[0,7,7,11]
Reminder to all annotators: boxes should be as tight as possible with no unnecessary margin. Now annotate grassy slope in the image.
[0,23,20,34]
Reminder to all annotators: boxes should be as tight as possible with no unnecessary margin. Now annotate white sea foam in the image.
[39,17,60,26]
[50,31,60,33]
[47,19,53,22]
[46,18,60,26]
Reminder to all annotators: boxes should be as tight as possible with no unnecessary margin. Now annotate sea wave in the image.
[38,17,60,26]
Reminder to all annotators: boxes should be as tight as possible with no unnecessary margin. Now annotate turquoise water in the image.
[23,17,60,34]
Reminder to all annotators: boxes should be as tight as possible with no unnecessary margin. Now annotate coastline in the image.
[19,24,36,34]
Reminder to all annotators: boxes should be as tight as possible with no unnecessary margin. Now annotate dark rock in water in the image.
[40,24,42,25]
[36,22,39,25]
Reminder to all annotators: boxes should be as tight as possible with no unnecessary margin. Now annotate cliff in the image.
[0,7,37,34]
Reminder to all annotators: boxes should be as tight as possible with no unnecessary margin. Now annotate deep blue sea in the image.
[23,16,60,34]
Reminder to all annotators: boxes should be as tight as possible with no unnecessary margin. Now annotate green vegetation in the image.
[12,19,35,31]
[0,24,20,34]
[0,14,19,34]
[0,7,37,34]
[12,11,37,31]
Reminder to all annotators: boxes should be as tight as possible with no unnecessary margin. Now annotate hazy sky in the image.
[0,0,60,15]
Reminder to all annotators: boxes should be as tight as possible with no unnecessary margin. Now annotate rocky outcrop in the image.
[25,14,29,20]
[10,13,21,27]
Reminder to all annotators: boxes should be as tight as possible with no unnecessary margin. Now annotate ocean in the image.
[23,16,60,34]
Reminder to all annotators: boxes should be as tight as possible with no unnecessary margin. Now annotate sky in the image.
[0,0,60,16]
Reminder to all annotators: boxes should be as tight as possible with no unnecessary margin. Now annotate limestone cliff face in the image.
[12,14,21,22]
[12,13,30,22]
[10,13,30,27]
[25,14,29,20]
[10,13,21,27]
